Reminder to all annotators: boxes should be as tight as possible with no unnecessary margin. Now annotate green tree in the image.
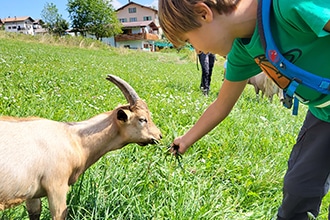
[41,2,69,36]
[67,0,122,39]
[66,0,89,36]
[53,18,69,36]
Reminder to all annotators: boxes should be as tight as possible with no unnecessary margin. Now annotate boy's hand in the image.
[169,136,189,154]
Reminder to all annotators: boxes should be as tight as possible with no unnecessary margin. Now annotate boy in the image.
[158,0,330,219]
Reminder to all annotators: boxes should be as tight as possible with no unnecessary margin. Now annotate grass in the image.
[0,31,329,219]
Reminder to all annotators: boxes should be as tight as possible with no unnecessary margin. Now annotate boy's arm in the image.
[172,79,248,154]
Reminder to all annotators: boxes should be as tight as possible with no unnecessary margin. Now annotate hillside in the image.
[1,32,327,220]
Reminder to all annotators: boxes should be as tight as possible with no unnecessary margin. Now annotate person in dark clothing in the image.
[198,52,215,96]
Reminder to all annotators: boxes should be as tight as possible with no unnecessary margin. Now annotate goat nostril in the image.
[160,134,163,139]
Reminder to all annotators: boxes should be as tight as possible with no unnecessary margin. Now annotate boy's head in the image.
[158,0,240,48]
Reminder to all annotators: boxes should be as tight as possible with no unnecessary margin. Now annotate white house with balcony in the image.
[114,1,161,51]
[3,16,35,35]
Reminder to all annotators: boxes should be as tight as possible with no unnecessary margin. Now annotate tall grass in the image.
[0,32,329,219]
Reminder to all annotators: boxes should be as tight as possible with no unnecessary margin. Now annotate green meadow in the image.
[0,32,329,219]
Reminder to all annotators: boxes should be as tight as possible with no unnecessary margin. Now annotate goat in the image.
[0,74,162,220]
[247,72,284,103]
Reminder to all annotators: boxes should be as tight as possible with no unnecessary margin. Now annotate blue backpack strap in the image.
[257,0,299,114]
[259,0,330,95]
[257,0,330,115]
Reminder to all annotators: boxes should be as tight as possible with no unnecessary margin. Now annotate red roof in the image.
[3,16,34,23]
[116,1,157,13]
[121,21,158,30]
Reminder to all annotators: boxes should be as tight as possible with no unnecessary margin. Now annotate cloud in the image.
[150,0,158,9]
[111,0,122,9]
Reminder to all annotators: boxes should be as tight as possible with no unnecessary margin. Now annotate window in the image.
[129,17,137,22]
[123,29,132,34]
[128,7,136,13]
[143,16,152,21]
[119,18,127,23]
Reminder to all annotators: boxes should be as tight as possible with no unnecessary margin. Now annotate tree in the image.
[53,18,69,36]
[67,0,122,39]
[41,2,69,36]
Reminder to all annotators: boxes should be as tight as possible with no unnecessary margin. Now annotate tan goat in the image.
[0,74,162,220]
[247,72,284,103]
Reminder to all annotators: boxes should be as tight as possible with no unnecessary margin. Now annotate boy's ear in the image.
[194,2,213,22]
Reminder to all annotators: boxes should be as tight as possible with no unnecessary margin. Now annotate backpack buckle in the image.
[282,93,293,109]
[282,79,300,115]
[283,79,300,109]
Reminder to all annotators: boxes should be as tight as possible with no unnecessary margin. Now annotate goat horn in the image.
[106,74,140,106]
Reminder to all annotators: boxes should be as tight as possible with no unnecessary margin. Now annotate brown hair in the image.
[159,0,240,48]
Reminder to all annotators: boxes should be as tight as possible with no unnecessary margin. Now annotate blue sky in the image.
[0,0,158,21]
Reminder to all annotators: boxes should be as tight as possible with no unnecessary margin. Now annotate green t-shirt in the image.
[226,0,330,122]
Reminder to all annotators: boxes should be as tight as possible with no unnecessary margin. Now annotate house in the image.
[0,19,4,29]
[114,1,160,51]
[3,16,35,35]
[33,19,47,35]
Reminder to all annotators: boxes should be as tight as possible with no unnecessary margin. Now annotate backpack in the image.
[257,0,330,115]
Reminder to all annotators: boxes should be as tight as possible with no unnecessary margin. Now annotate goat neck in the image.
[72,111,121,171]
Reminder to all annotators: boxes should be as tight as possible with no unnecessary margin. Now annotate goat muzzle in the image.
[138,135,162,146]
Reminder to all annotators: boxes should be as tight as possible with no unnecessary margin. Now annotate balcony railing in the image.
[115,33,159,42]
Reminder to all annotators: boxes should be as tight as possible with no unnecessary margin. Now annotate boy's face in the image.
[183,9,235,56]
[184,17,234,56]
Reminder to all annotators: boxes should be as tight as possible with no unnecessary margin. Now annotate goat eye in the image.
[139,118,147,123]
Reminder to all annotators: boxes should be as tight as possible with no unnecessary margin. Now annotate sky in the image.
[0,0,158,21]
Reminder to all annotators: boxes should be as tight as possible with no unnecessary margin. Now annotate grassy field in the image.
[0,32,329,219]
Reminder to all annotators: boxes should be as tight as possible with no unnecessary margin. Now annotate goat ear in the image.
[117,109,129,122]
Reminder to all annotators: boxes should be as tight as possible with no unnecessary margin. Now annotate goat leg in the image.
[47,184,69,220]
[26,198,42,220]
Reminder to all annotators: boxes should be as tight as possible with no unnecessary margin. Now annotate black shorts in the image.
[284,111,330,197]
